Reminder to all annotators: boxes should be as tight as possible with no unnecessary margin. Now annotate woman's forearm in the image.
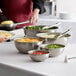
[32,0,46,14]
[30,8,40,24]
[33,8,40,14]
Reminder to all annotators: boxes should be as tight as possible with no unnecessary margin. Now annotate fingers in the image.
[0,35,7,42]
[30,13,39,24]
[30,16,39,24]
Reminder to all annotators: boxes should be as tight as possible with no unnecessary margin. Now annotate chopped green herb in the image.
[45,44,65,48]
[25,26,58,30]
[25,26,42,30]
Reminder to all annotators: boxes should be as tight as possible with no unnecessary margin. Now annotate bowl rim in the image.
[23,26,44,30]
[14,37,43,43]
[36,32,60,39]
[44,44,65,49]
[23,25,58,31]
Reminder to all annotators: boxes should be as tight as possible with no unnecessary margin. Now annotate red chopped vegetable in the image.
[32,51,48,55]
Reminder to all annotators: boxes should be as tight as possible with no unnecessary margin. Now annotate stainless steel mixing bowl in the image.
[14,37,43,54]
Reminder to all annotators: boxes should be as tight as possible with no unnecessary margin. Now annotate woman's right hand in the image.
[30,8,40,24]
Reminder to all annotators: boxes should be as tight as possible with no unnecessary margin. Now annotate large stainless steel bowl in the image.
[14,37,43,54]
[23,26,58,37]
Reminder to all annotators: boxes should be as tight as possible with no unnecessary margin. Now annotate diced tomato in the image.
[32,51,48,55]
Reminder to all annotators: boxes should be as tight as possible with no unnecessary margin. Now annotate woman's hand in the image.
[0,35,7,43]
[0,9,2,14]
[30,8,40,24]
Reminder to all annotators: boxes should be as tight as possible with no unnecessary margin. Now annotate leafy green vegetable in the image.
[25,26,42,30]
[25,26,58,30]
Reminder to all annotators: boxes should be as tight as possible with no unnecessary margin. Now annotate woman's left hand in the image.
[0,35,7,43]
[30,9,40,24]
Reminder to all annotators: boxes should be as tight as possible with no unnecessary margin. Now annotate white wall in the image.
[57,0,76,18]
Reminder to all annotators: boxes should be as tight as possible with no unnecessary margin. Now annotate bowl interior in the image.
[24,26,44,30]
[45,44,65,49]
[28,50,49,55]
[24,25,58,31]
[15,37,43,43]
[36,32,60,39]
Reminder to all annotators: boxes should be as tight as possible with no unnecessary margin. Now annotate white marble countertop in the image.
[0,41,76,76]
[39,16,76,23]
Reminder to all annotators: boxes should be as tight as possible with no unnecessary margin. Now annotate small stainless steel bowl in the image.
[14,37,43,54]
[36,32,60,44]
[0,24,16,31]
[40,44,65,57]
[36,32,70,45]
[28,50,49,62]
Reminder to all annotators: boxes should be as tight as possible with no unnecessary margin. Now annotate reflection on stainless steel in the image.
[58,28,71,38]
[64,55,76,63]
[0,20,29,31]
[42,22,60,30]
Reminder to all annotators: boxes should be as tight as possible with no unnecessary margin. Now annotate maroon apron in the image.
[1,0,33,29]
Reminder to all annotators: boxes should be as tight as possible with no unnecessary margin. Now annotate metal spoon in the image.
[42,22,61,30]
[58,28,71,38]
[64,55,76,63]
[0,20,29,30]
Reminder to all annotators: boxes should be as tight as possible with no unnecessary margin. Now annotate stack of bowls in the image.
[14,25,71,62]
[36,32,70,57]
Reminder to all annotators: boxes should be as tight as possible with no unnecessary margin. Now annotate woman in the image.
[0,0,46,29]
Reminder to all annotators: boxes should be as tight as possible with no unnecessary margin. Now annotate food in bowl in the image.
[37,33,60,39]
[28,50,49,62]
[15,38,42,43]
[14,37,43,54]
[25,26,42,30]
[1,20,14,25]
[41,44,65,57]
[0,30,13,39]
[0,20,15,31]
[45,44,65,48]
[25,26,58,30]
[32,51,49,55]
